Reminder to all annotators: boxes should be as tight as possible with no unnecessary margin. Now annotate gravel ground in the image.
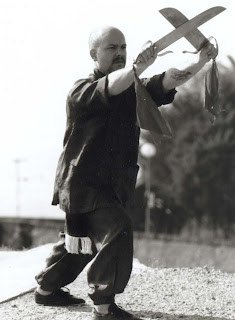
[0,259,234,320]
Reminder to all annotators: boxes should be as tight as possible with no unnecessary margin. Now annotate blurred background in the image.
[0,0,234,272]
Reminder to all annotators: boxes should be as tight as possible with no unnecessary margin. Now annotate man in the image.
[35,26,216,319]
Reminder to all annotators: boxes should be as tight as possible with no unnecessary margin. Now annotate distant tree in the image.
[152,57,235,238]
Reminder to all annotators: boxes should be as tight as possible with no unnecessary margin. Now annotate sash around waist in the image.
[56,164,139,213]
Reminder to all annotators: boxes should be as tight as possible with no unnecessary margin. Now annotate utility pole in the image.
[144,157,151,235]
[139,142,157,237]
[14,158,24,217]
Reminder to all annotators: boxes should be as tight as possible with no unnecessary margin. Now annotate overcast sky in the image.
[0,0,234,218]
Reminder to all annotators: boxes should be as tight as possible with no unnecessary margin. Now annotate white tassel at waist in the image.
[65,233,93,255]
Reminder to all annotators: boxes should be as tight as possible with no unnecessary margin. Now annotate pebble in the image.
[0,259,234,320]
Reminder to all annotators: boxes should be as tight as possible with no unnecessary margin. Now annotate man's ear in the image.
[90,49,97,61]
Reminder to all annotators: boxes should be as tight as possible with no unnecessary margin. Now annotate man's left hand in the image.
[199,42,217,63]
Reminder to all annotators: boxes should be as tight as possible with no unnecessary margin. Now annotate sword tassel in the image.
[203,38,221,122]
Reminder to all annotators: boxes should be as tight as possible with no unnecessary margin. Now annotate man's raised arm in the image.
[162,42,217,92]
[107,43,158,96]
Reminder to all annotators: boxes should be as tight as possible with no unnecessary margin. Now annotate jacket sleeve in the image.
[141,73,177,107]
[134,71,173,138]
[67,76,110,116]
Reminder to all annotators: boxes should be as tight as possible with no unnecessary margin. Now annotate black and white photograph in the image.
[0,0,234,319]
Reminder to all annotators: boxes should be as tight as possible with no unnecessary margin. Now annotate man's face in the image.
[92,29,127,74]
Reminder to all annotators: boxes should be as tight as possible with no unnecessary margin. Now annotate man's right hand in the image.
[135,41,158,69]
[107,41,158,96]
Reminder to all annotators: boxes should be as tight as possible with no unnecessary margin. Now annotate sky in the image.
[0,0,234,219]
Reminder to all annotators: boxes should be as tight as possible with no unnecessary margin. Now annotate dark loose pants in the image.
[35,206,133,305]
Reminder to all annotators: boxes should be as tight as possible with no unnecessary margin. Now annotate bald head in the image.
[88,26,127,74]
[89,26,125,50]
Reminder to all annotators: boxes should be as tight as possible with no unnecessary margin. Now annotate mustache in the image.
[112,56,125,63]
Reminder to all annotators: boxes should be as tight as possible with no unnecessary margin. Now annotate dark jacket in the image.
[52,69,176,214]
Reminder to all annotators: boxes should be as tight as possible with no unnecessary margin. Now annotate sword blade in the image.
[154,6,226,53]
[159,7,208,50]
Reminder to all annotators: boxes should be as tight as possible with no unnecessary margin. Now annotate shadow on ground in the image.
[64,306,230,320]
[134,310,229,320]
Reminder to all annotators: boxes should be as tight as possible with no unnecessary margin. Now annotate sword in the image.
[159,8,210,51]
[153,6,225,53]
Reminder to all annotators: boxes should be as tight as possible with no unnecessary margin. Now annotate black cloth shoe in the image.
[93,303,142,320]
[35,288,85,306]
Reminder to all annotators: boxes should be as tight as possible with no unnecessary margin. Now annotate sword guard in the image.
[158,50,174,56]
[182,36,218,58]
[134,50,173,64]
